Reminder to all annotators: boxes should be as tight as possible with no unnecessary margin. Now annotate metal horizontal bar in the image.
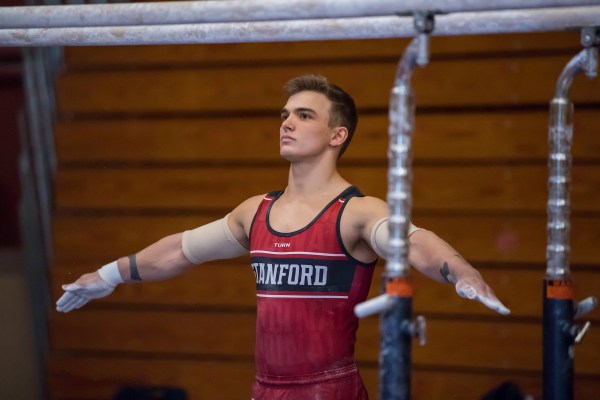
[1,6,599,47]
[1,0,600,29]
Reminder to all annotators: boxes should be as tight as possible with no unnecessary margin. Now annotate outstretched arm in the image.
[56,231,196,313]
[56,195,262,313]
[356,196,510,315]
[407,229,510,315]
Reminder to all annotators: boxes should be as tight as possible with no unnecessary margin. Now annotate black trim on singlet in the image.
[265,186,357,238]
[336,188,379,267]
[249,191,282,246]
[267,190,283,197]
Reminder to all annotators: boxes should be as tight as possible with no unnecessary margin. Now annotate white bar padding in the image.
[182,214,249,264]
[97,260,124,286]
[370,217,422,259]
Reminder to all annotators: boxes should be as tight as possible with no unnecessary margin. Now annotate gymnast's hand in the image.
[454,275,510,315]
[56,270,118,313]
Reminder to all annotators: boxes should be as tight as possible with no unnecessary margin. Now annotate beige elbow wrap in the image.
[181,214,248,264]
[370,217,422,259]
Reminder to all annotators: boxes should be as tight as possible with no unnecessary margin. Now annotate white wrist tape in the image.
[370,217,422,259]
[97,260,125,286]
[181,214,249,264]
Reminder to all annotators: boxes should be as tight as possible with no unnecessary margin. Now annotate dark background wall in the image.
[0,1,42,394]
[0,47,23,247]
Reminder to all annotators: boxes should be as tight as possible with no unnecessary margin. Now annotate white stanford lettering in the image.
[251,263,328,286]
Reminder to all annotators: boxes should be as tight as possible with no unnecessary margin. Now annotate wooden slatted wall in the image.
[48,32,600,400]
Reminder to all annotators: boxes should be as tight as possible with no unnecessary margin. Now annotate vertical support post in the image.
[543,277,575,400]
[17,7,63,397]
[543,27,599,400]
[355,12,433,400]
[17,110,50,400]
[380,277,414,399]
[380,13,433,399]
[543,95,575,400]
[380,68,417,400]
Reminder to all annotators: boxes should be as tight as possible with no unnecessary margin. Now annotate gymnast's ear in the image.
[330,126,349,149]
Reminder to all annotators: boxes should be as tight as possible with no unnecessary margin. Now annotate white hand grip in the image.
[354,294,393,318]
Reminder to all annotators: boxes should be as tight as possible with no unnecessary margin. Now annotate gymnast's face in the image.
[279,90,339,162]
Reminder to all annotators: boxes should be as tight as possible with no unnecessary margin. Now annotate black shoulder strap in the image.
[339,186,364,200]
[266,190,283,198]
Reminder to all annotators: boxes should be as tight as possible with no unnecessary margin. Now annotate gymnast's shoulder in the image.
[341,195,388,226]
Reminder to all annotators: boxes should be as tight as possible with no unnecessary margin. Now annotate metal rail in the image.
[0,6,599,47]
[1,0,599,29]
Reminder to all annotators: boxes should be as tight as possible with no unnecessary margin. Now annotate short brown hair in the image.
[284,74,358,158]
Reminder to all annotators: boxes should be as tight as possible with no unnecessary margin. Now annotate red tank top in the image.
[249,186,376,376]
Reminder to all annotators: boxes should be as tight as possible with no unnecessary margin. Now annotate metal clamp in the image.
[401,315,427,346]
[411,315,427,346]
[581,27,599,78]
[581,27,600,47]
[574,321,591,344]
[413,11,435,66]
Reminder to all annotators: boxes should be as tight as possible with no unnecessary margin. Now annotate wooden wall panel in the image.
[49,31,600,400]
[49,310,600,375]
[48,356,258,400]
[47,354,600,400]
[55,111,600,163]
[416,215,600,266]
[54,165,600,212]
[56,56,600,114]
[63,32,580,69]
[50,310,257,357]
